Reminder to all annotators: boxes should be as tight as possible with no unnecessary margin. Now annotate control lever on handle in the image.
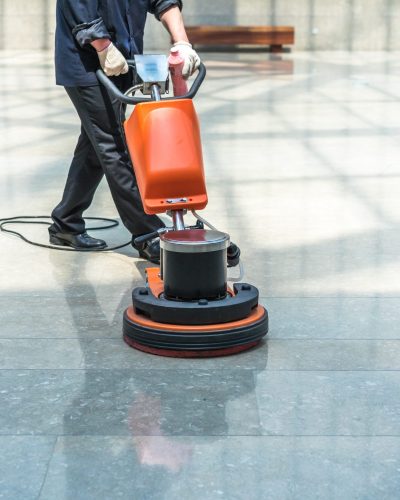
[134,228,166,247]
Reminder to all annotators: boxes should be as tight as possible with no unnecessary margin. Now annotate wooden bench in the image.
[185,26,295,52]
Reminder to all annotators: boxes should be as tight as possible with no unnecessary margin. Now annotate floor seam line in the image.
[36,435,58,500]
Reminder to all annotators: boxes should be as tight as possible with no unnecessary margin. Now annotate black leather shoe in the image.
[49,228,107,250]
[132,238,160,264]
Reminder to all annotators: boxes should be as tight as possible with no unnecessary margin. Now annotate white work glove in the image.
[97,42,129,77]
[171,41,201,79]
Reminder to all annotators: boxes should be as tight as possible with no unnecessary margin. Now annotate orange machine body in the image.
[124,99,208,215]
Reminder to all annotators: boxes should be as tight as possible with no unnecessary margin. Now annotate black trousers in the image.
[51,81,164,237]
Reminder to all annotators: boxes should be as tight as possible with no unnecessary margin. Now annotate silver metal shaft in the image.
[172,210,185,231]
[150,84,161,101]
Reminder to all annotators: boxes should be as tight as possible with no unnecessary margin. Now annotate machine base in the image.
[132,267,261,325]
[123,305,268,358]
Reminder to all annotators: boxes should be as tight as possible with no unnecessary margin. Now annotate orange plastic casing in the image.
[124,99,208,215]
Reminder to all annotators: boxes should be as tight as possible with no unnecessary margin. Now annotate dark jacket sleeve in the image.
[60,0,110,47]
[149,0,183,21]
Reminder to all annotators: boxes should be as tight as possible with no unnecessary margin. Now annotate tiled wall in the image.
[0,0,399,50]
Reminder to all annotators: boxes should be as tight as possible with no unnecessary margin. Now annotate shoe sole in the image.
[138,251,160,265]
[132,244,160,265]
[49,235,107,251]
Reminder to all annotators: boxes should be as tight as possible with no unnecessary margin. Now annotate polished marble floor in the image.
[1,50,400,499]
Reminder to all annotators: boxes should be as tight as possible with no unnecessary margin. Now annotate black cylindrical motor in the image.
[160,230,230,301]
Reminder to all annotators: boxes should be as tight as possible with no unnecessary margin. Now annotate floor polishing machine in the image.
[96,54,268,357]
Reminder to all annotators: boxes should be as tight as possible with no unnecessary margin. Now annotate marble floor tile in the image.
[0,370,260,436]
[256,371,400,436]
[3,336,399,372]
[0,436,56,500]
[81,338,400,372]
[39,436,400,500]
[266,339,400,370]
[0,339,84,369]
[0,294,130,339]
[261,297,400,339]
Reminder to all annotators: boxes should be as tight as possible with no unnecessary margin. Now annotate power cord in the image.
[0,88,142,253]
[0,216,131,252]
[1,84,148,253]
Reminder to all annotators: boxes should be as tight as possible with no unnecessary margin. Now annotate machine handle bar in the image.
[96,61,206,105]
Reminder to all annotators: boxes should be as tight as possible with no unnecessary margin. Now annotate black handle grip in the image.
[183,62,207,99]
[96,62,206,105]
[133,231,160,247]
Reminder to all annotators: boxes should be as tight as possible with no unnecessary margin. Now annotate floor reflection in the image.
[47,247,265,494]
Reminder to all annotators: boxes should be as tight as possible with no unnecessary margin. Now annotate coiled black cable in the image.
[0,216,131,252]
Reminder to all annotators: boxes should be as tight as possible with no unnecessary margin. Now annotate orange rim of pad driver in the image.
[123,305,267,358]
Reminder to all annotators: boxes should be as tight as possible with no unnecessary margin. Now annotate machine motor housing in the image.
[160,230,230,301]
